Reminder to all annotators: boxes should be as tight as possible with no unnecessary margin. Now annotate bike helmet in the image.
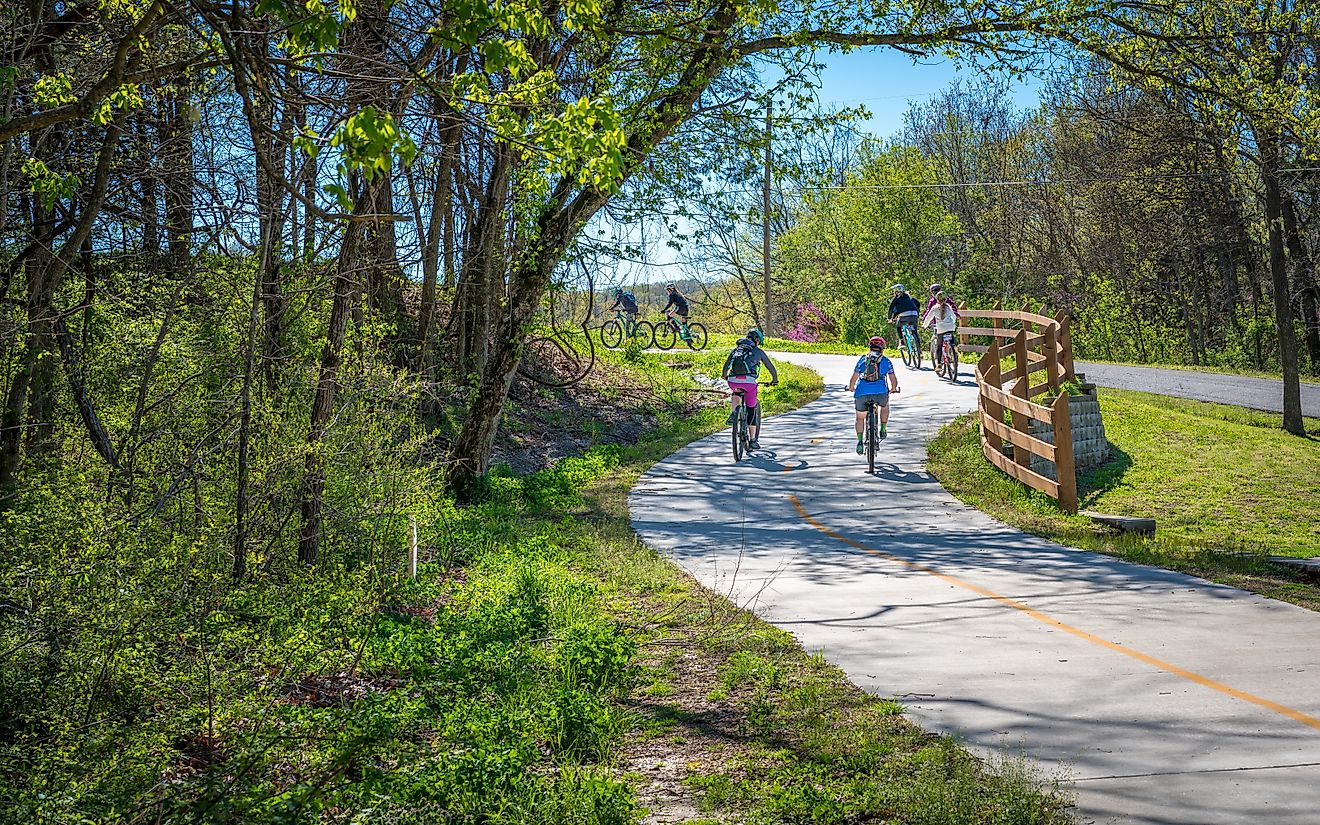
[747,328,764,345]
[868,335,886,350]
[665,283,677,291]
[613,287,623,295]
[890,283,907,292]
[929,283,943,294]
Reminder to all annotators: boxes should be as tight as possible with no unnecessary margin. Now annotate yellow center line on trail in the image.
[788,494,1320,735]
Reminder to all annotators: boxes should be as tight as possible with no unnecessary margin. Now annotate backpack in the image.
[728,339,757,376]
[621,291,635,304]
[862,353,885,382]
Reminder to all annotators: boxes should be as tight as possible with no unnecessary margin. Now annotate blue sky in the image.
[809,47,1043,138]
[609,48,1044,285]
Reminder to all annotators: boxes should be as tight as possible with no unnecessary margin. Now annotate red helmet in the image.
[868,335,886,350]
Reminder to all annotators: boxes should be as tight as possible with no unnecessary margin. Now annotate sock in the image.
[880,424,887,434]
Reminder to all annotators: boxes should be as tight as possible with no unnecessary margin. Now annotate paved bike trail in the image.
[1077,361,1320,418]
[629,352,1320,825]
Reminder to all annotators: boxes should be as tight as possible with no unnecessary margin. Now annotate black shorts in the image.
[854,392,890,412]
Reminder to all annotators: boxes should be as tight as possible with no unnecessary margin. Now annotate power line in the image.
[688,166,1320,197]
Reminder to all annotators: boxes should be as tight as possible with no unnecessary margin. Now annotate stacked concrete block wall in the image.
[1029,384,1109,481]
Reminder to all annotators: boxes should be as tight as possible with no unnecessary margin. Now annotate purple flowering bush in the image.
[783,302,834,342]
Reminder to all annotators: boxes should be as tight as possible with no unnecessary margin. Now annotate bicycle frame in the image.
[615,310,637,336]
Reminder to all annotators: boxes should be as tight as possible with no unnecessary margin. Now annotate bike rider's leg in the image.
[747,405,761,448]
[854,405,867,453]
[879,399,890,437]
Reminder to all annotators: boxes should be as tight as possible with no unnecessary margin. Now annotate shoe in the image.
[748,439,760,450]
[725,410,738,425]
[856,440,864,454]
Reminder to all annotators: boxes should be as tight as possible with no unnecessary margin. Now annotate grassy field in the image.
[928,388,1320,609]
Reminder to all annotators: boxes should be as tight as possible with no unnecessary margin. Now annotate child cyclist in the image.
[923,293,961,369]
[722,328,778,450]
[847,336,900,452]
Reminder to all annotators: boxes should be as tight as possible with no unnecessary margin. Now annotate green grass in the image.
[928,388,1320,609]
[705,332,859,355]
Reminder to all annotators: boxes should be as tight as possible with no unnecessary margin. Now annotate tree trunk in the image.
[1282,191,1320,374]
[1257,132,1304,435]
[163,87,194,261]
[298,215,364,565]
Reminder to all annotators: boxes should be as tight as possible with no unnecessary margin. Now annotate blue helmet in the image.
[746,328,764,345]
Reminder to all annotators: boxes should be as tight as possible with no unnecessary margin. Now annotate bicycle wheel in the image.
[908,327,922,369]
[632,320,655,349]
[940,341,955,381]
[653,322,677,350]
[600,320,623,349]
[899,331,914,368]
[684,322,708,350]
[948,345,959,379]
[865,406,877,474]
[731,406,745,462]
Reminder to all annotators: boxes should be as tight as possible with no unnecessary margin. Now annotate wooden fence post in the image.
[1011,378,1031,472]
[1052,394,1078,513]
[981,345,1003,453]
[1044,322,1059,393]
[992,301,1003,338]
[1055,309,1074,381]
[408,516,418,579]
[1013,326,1030,397]
[958,301,968,351]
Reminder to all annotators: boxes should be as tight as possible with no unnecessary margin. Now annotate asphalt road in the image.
[1077,361,1320,418]
[629,352,1320,825]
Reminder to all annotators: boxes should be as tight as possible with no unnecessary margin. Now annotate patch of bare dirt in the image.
[618,603,759,824]
[491,343,718,475]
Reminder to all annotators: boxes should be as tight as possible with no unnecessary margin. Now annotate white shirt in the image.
[924,304,959,335]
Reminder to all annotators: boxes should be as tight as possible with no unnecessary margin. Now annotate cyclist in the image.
[608,287,639,333]
[923,293,961,371]
[887,284,921,346]
[722,328,779,450]
[924,282,945,314]
[848,335,900,453]
[662,283,692,340]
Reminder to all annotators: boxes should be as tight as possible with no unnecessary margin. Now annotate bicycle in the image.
[599,311,654,349]
[654,311,708,351]
[860,388,899,474]
[729,381,773,462]
[893,318,922,369]
[934,331,959,381]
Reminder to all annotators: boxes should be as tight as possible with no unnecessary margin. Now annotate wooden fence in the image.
[956,303,1079,514]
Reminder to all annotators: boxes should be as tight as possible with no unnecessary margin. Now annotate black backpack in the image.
[728,339,757,376]
[862,352,885,382]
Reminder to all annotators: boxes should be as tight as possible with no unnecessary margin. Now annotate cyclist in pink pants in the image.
[722,328,778,450]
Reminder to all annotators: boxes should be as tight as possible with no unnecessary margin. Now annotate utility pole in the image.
[762,100,773,337]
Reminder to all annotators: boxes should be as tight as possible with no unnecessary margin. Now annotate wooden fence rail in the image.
[958,302,1079,513]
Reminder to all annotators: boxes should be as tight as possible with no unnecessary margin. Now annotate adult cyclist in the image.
[662,283,692,339]
[609,287,639,331]
[847,336,900,452]
[722,328,779,450]
[887,284,921,347]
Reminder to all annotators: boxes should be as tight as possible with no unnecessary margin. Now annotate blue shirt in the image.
[853,354,894,396]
